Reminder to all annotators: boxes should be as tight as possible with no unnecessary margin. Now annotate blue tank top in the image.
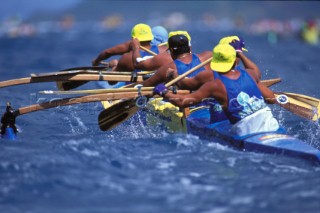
[213,67,267,124]
[131,45,160,77]
[174,53,225,121]
[174,53,205,77]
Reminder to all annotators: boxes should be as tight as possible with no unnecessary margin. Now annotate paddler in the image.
[92,23,167,71]
[218,36,261,80]
[139,33,212,87]
[153,43,279,136]
[131,31,194,74]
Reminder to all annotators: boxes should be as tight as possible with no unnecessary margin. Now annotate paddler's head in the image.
[159,30,192,47]
[218,36,247,66]
[151,26,168,46]
[219,36,248,52]
[167,34,191,59]
[210,44,236,73]
[131,23,154,42]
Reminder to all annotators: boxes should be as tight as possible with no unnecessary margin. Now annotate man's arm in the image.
[257,82,277,104]
[163,81,216,108]
[177,69,214,90]
[142,63,175,87]
[114,52,135,71]
[92,40,132,66]
[131,38,172,71]
[237,52,261,81]
[135,53,172,71]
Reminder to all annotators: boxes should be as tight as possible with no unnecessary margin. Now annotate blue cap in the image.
[151,26,168,46]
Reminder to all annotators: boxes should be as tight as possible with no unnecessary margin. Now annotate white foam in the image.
[157,161,176,169]
[80,148,100,157]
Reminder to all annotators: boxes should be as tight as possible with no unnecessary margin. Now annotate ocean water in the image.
[0,28,320,213]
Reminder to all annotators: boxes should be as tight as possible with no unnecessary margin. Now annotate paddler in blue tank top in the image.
[154,43,280,136]
[165,35,260,123]
[92,23,167,72]
[139,33,212,87]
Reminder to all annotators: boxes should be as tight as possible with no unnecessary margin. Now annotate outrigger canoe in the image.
[146,98,320,164]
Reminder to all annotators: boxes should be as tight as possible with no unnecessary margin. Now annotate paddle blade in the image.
[57,66,109,90]
[282,92,320,108]
[61,66,108,71]
[56,81,89,91]
[275,93,319,121]
[98,99,139,131]
[261,78,281,87]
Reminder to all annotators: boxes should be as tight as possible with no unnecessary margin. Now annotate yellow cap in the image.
[160,30,191,47]
[219,36,233,44]
[210,44,236,73]
[131,23,154,42]
[218,36,248,52]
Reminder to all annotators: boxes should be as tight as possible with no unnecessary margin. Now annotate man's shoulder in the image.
[155,51,171,60]
[158,45,168,53]
[210,78,224,90]
[197,51,212,60]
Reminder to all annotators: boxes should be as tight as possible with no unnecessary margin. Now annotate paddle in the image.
[1,90,190,119]
[54,64,112,90]
[31,68,109,77]
[38,78,282,95]
[58,46,157,91]
[98,57,213,131]
[275,92,319,121]
[139,46,158,56]
[0,72,152,88]
[260,78,281,88]
[60,66,109,71]
[56,64,112,91]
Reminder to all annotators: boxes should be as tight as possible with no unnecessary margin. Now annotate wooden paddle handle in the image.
[165,57,212,87]
[140,46,157,56]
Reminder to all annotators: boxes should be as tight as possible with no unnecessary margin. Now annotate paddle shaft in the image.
[0,73,151,88]
[40,78,280,95]
[165,57,212,87]
[139,46,157,56]
[12,90,190,117]
[32,70,151,77]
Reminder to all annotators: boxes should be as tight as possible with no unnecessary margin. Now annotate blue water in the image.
[0,28,320,213]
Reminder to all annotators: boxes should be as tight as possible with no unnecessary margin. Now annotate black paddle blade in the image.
[61,66,108,71]
[57,66,109,91]
[98,99,139,131]
[57,81,89,91]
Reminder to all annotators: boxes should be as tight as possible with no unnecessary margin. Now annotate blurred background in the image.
[0,0,319,46]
